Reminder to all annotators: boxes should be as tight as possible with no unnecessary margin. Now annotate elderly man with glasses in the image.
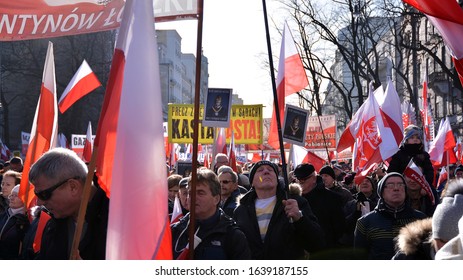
[28,147,109,260]
[354,172,427,259]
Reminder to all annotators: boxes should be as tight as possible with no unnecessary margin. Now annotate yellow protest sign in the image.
[168,104,263,144]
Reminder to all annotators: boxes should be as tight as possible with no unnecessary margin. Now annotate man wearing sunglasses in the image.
[28,147,109,260]
[217,166,241,217]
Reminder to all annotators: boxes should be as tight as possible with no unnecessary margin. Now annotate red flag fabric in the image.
[352,86,383,174]
[336,102,367,153]
[289,145,326,172]
[94,0,172,260]
[403,0,463,25]
[268,22,308,150]
[403,159,436,205]
[58,59,101,113]
[212,127,227,167]
[228,131,237,172]
[18,42,58,211]
[32,210,51,253]
[82,121,93,163]
[436,167,448,187]
[429,117,457,167]
[376,81,403,160]
[0,139,11,162]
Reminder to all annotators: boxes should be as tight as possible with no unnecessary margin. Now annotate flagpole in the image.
[188,0,204,260]
[262,0,290,198]
[70,147,98,260]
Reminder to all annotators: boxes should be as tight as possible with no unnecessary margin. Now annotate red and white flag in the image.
[420,71,435,151]
[228,130,237,172]
[401,100,416,128]
[376,80,403,160]
[170,196,183,224]
[212,127,227,168]
[82,121,93,163]
[429,117,456,167]
[403,159,436,205]
[18,42,58,210]
[336,101,367,153]
[0,139,11,162]
[58,59,101,113]
[290,144,326,172]
[268,22,308,150]
[436,166,448,187]
[352,86,383,174]
[94,0,171,260]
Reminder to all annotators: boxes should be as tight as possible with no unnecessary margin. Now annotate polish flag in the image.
[82,121,93,163]
[352,86,383,174]
[429,117,457,167]
[58,59,101,113]
[94,0,172,260]
[436,167,448,188]
[170,196,183,224]
[268,22,308,150]
[376,80,403,160]
[290,144,326,172]
[18,42,58,211]
[228,131,237,172]
[336,101,367,153]
[403,159,436,205]
[401,100,417,128]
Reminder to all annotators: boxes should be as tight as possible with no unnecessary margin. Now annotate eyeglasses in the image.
[220,180,233,184]
[34,177,77,201]
[385,182,406,189]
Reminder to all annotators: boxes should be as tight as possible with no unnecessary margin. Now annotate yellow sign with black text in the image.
[168,104,263,144]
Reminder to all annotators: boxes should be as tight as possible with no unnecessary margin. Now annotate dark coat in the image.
[302,176,346,250]
[221,188,241,218]
[234,185,325,259]
[387,144,435,188]
[171,209,251,260]
[0,209,29,259]
[354,199,427,260]
[37,186,109,260]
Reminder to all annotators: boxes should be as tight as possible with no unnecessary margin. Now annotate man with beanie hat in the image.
[435,215,463,260]
[354,172,427,259]
[234,160,324,259]
[319,165,353,206]
[387,125,435,188]
[454,165,463,179]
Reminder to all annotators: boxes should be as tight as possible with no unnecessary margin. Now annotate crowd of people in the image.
[1,124,463,260]
[167,125,463,260]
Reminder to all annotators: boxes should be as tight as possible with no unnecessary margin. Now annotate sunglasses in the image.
[34,177,77,201]
[220,180,233,184]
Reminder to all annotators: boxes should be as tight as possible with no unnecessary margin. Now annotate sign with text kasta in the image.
[168,104,263,144]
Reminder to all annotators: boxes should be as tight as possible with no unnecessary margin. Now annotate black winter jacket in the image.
[234,186,325,259]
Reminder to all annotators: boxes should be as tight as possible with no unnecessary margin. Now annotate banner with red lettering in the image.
[305,115,336,150]
[0,0,198,41]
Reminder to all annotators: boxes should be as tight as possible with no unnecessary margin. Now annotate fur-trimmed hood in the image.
[394,218,433,257]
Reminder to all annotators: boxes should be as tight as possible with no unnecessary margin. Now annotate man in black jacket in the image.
[28,147,109,260]
[234,160,324,259]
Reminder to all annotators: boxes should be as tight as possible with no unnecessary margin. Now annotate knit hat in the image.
[432,194,463,241]
[293,163,315,179]
[401,125,423,146]
[249,160,278,185]
[11,184,20,195]
[377,172,406,197]
[455,165,463,176]
[319,165,335,180]
[342,172,356,185]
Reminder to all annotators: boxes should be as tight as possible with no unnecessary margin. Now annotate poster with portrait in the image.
[202,88,232,128]
[283,104,309,146]
[176,160,192,177]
